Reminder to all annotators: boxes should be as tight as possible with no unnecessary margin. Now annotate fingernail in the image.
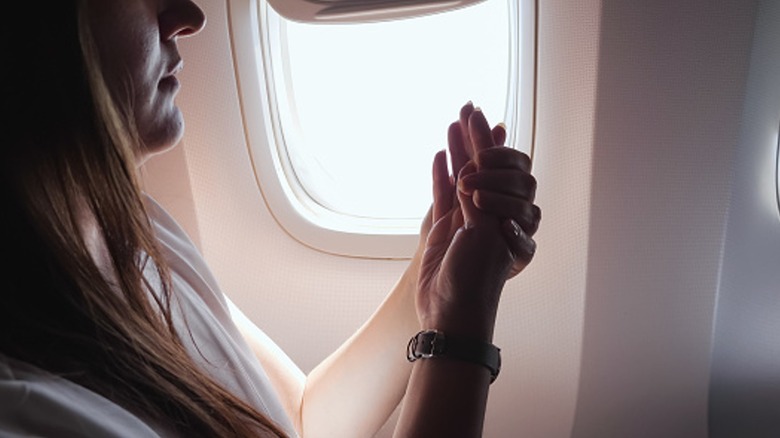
[474,106,482,113]
[510,219,521,237]
[525,237,537,255]
[505,219,536,256]
[497,122,507,130]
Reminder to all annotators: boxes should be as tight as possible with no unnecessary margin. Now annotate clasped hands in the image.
[416,102,541,338]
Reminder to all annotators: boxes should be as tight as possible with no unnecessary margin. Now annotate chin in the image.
[150,110,185,148]
[136,116,185,165]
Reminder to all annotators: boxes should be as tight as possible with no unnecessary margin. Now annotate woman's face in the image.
[85,0,205,162]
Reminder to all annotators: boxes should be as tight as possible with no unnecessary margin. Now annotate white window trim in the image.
[227,0,536,259]
[265,0,488,23]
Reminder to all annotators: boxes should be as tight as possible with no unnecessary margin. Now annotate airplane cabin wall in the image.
[568,1,759,437]
[709,0,780,435]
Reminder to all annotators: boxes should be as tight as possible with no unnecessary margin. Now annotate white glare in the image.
[275,0,510,220]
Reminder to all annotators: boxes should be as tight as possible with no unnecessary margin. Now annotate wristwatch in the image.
[406,330,501,383]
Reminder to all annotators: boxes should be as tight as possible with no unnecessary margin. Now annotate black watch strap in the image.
[406,330,501,383]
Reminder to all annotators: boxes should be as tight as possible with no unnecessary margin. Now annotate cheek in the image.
[119,32,172,149]
[96,41,162,141]
[91,7,159,102]
[127,33,161,106]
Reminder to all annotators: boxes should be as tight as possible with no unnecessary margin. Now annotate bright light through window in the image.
[268,0,512,220]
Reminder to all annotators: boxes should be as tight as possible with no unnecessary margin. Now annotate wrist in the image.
[421,304,498,343]
[420,280,507,344]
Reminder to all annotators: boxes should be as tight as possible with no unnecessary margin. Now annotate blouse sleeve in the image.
[0,355,163,438]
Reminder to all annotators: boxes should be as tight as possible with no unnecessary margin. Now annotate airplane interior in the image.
[137,0,780,436]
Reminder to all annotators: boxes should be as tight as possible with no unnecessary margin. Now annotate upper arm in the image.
[225,298,306,434]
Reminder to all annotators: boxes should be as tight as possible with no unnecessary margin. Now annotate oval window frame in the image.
[227,0,536,258]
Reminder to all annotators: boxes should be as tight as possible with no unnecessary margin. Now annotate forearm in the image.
[393,296,500,438]
[299,254,422,438]
[394,356,492,438]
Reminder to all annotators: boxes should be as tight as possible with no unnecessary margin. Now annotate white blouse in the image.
[0,195,298,437]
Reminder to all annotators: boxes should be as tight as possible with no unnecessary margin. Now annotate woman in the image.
[0,0,540,436]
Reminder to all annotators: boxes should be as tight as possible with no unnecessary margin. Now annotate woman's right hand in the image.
[395,103,541,438]
[416,103,540,340]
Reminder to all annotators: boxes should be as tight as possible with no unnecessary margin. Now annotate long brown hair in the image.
[0,2,287,436]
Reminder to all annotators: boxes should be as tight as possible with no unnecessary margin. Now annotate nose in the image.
[159,0,207,41]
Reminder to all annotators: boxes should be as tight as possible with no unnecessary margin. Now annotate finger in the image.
[459,101,476,159]
[475,146,532,173]
[501,218,537,266]
[492,123,506,146]
[459,169,537,202]
[432,149,454,223]
[419,205,433,237]
[447,122,469,180]
[457,162,488,228]
[469,109,496,165]
[472,191,541,236]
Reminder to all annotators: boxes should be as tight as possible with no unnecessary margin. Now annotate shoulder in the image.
[0,355,162,437]
[142,193,223,296]
[142,193,196,250]
[141,194,233,325]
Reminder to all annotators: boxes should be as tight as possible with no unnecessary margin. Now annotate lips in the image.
[159,75,180,93]
[165,59,184,78]
[159,59,183,92]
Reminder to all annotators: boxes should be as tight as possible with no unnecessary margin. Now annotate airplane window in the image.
[231,0,533,257]
[266,0,515,221]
